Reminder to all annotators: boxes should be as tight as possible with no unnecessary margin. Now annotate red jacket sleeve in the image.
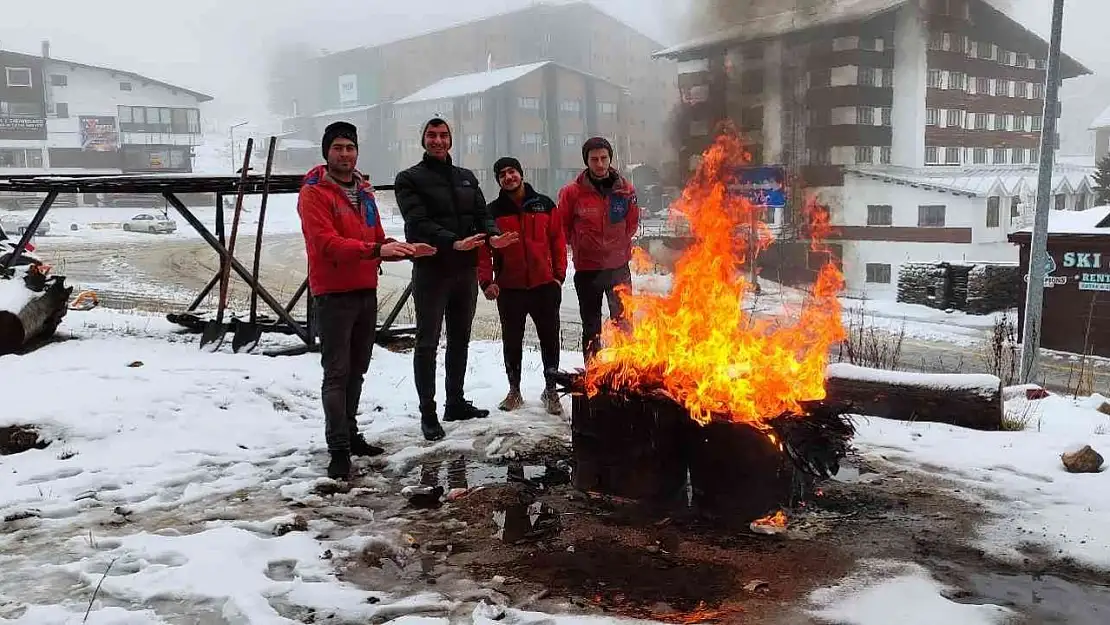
[477,244,495,288]
[625,183,641,238]
[297,186,374,263]
[549,203,568,283]
[556,185,576,244]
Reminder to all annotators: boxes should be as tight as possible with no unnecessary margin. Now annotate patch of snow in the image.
[0,270,35,314]
[396,62,550,105]
[827,363,1001,394]
[1011,206,1110,235]
[808,560,1012,625]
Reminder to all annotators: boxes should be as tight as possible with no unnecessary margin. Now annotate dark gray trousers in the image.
[412,262,478,414]
[315,289,377,452]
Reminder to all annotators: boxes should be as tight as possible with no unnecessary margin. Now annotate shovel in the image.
[200,137,253,351]
[232,136,277,353]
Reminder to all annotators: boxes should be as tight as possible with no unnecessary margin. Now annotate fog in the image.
[2,0,1107,151]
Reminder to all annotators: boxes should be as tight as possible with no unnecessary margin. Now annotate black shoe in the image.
[350,435,385,457]
[444,400,490,422]
[327,451,351,480]
[421,413,446,442]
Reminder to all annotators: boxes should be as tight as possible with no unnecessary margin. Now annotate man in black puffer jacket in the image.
[395,117,520,441]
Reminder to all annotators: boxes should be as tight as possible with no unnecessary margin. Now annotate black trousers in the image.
[412,262,479,414]
[497,281,561,389]
[315,289,377,452]
[573,263,632,361]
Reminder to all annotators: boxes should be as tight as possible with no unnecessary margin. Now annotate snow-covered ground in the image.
[0,308,1105,623]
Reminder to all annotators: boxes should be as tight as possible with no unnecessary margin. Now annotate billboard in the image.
[338,74,358,105]
[729,166,787,209]
[80,116,119,152]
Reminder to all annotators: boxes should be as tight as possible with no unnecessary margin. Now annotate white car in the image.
[0,214,51,237]
[124,213,177,234]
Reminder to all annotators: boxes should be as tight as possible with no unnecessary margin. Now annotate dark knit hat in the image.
[420,117,452,148]
[321,121,358,159]
[582,136,613,164]
[493,156,523,180]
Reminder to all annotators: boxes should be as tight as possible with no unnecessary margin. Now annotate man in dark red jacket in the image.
[557,137,640,363]
[478,157,566,415]
[298,121,434,479]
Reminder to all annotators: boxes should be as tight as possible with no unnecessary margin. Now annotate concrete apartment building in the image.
[655,0,1093,299]
[390,61,624,198]
[269,2,676,176]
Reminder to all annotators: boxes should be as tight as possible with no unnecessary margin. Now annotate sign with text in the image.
[728,166,787,209]
[0,116,46,138]
[79,116,119,152]
[338,74,358,105]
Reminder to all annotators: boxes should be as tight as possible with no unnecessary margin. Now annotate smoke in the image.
[680,0,833,39]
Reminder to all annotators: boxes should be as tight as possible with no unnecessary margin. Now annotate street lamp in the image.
[229,120,249,173]
[1019,0,1066,384]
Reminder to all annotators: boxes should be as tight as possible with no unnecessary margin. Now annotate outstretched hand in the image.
[453,234,486,251]
[379,241,415,258]
[489,232,520,249]
[411,243,437,257]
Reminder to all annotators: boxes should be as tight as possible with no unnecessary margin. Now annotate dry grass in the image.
[979,313,1018,386]
[836,305,906,371]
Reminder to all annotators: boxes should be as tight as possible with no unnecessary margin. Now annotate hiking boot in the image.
[541,388,563,415]
[327,451,352,480]
[444,400,490,422]
[498,388,524,412]
[350,435,385,457]
[421,413,446,442]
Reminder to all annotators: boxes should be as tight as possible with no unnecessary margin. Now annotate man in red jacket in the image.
[298,121,434,479]
[557,137,640,363]
[478,157,566,415]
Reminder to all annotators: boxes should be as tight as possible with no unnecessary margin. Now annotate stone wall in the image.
[897,261,1020,314]
[965,263,1023,315]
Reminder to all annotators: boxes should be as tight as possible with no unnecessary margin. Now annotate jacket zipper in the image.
[520,207,532,289]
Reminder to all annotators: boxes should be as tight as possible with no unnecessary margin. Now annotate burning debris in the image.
[552,125,854,524]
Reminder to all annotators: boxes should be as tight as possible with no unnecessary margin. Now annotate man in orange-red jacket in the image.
[478,157,566,415]
[298,121,434,479]
[557,137,640,363]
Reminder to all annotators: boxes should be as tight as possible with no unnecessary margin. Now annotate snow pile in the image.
[809,560,1012,625]
[0,271,35,314]
[827,363,1001,395]
[853,390,1110,569]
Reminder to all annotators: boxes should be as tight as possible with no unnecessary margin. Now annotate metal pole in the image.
[1019,0,1066,384]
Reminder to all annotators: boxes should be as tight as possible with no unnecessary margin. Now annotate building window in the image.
[49,74,67,87]
[0,148,43,168]
[1013,114,1026,132]
[1031,115,1042,131]
[1054,194,1066,211]
[465,134,482,154]
[926,108,939,126]
[927,69,943,88]
[867,204,893,225]
[973,147,987,164]
[1030,147,1039,162]
[918,205,946,227]
[880,146,891,164]
[118,105,200,134]
[974,112,987,130]
[986,197,1000,227]
[4,67,32,87]
[858,67,876,86]
[1033,82,1044,99]
[865,263,892,284]
[978,41,994,60]
[1077,194,1088,211]
[54,103,69,118]
[975,77,990,94]
[993,114,1006,131]
[597,101,616,115]
[945,147,961,164]
[948,71,966,90]
[1014,82,1029,98]
[520,132,543,152]
[1016,53,1029,67]
[992,147,1007,164]
[925,146,939,164]
[996,79,1010,97]
[559,99,581,114]
[1011,197,1021,219]
[857,107,875,125]
[119,81,132,91]
[563,133,581,146]
[882,68,893,87]
[928,32,945,50]
[517,96,540,110]
[855,146,874,164]
[467,97,482,114]
[881,107,891,126]
[946,109,963,127]
[0,101,44,117]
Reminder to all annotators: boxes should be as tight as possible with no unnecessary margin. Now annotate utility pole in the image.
[1019,0,1066,384]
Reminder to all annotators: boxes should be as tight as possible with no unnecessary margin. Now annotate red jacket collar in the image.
[303,164,373,193]
[575,168,628,195]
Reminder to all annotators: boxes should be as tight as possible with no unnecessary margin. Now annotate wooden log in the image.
[824,363,1003,431]
[0,274,72,355]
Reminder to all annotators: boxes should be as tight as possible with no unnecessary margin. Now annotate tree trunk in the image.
[824,364,1003,431]
[0,276,71,355]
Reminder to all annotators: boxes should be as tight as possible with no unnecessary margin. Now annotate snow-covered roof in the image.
[394,62,550,105]
[1090,105,1110,131]
[846,165,1094,199]
[1012,206,1110,236]
[653,0,1090,77]
[311,104,379,118]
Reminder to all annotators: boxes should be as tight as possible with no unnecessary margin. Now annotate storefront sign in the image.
[1024,256,1068,287]
[1078,273,1110,291]
[1062,252,1104,269]
[0,116,46,133]
[79,116,119,152]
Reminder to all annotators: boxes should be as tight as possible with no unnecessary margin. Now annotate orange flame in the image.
[584,127,846,428]
[753,509,788,528]
[630,246,655,274]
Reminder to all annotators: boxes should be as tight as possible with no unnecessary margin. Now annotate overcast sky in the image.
[0,0,1105,124]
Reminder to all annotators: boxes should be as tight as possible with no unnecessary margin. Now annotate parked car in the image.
[0,213,51,236]
[123,213,177,234]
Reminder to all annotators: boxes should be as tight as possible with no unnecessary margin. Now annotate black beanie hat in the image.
[420,117,452,148]
[321,121,357,159]
[493,156,522,180]
[582,136,613,165]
